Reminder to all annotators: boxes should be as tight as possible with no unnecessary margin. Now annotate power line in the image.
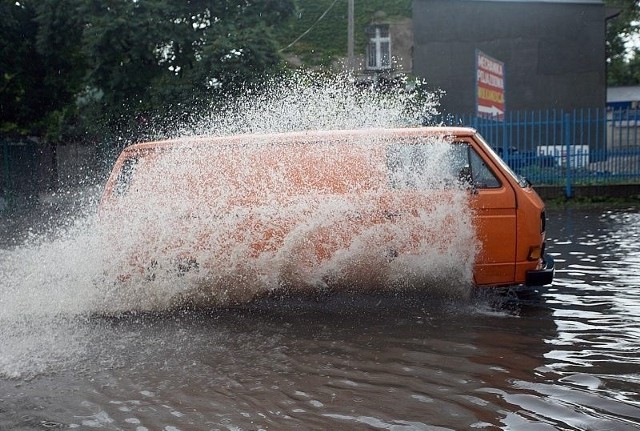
[279,0,341,53]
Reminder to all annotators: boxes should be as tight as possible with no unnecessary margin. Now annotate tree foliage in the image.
[0,0,80,137]
[0,0,294,143]
[605,0,640,85]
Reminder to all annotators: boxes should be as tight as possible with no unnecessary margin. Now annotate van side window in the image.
[387,143,436,189]
[113,157,139,196]
[451,143,501,189]
[387,141,501,190]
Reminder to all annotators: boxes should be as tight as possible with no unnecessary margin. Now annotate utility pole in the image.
[347,0,354,72]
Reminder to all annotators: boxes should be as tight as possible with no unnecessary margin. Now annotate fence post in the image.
[502,112,508,164]
[564,112,573,198]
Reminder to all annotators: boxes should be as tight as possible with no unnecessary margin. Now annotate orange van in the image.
[99,127,554,296]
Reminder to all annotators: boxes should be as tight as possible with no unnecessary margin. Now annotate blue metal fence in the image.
[437,108,640,196]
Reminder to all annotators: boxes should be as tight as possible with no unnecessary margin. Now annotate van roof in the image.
[123,127,478,153]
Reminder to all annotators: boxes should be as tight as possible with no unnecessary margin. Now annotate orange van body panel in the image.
[99,127,551,289]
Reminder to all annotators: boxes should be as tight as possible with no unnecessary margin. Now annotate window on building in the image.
[366,25,391,70]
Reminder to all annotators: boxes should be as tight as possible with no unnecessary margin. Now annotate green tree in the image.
[1,0,86,140]
[78,0,295,139]
[1,0,35,135]
[1,0,294,143]
[606,0,640,85]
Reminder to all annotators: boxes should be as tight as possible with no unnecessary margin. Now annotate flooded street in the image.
[0,207,639,430]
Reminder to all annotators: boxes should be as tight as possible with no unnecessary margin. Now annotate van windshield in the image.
[474,133,529,187]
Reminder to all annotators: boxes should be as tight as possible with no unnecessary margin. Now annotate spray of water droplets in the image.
[0,71,477,378]
[179,70,441,137]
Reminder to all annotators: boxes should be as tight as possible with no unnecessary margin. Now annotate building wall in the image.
[389,17,414,74]
[412,0,606,114]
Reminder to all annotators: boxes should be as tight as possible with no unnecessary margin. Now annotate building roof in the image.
[608,86,640,103]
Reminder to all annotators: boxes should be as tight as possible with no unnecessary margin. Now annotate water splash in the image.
[95,134,477,311]
[0,71,477,378]
[180,70,441,137]
[0,218,104,379]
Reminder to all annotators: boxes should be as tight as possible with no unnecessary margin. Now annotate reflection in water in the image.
[0,208,639,430]
[535,208,640,429]
[546,210,640,374]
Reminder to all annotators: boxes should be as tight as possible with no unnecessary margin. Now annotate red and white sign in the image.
[476,50,505,121]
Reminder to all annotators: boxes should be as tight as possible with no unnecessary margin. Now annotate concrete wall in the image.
[389,17,414,74]
[1,140,52,197]
[412,0,607,114]
[55,144,99,188]
[1,140,101,207]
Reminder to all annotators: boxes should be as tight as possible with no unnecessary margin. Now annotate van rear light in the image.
[528,245,542,261]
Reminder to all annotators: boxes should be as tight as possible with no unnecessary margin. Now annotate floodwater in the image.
[0,206,639,430]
